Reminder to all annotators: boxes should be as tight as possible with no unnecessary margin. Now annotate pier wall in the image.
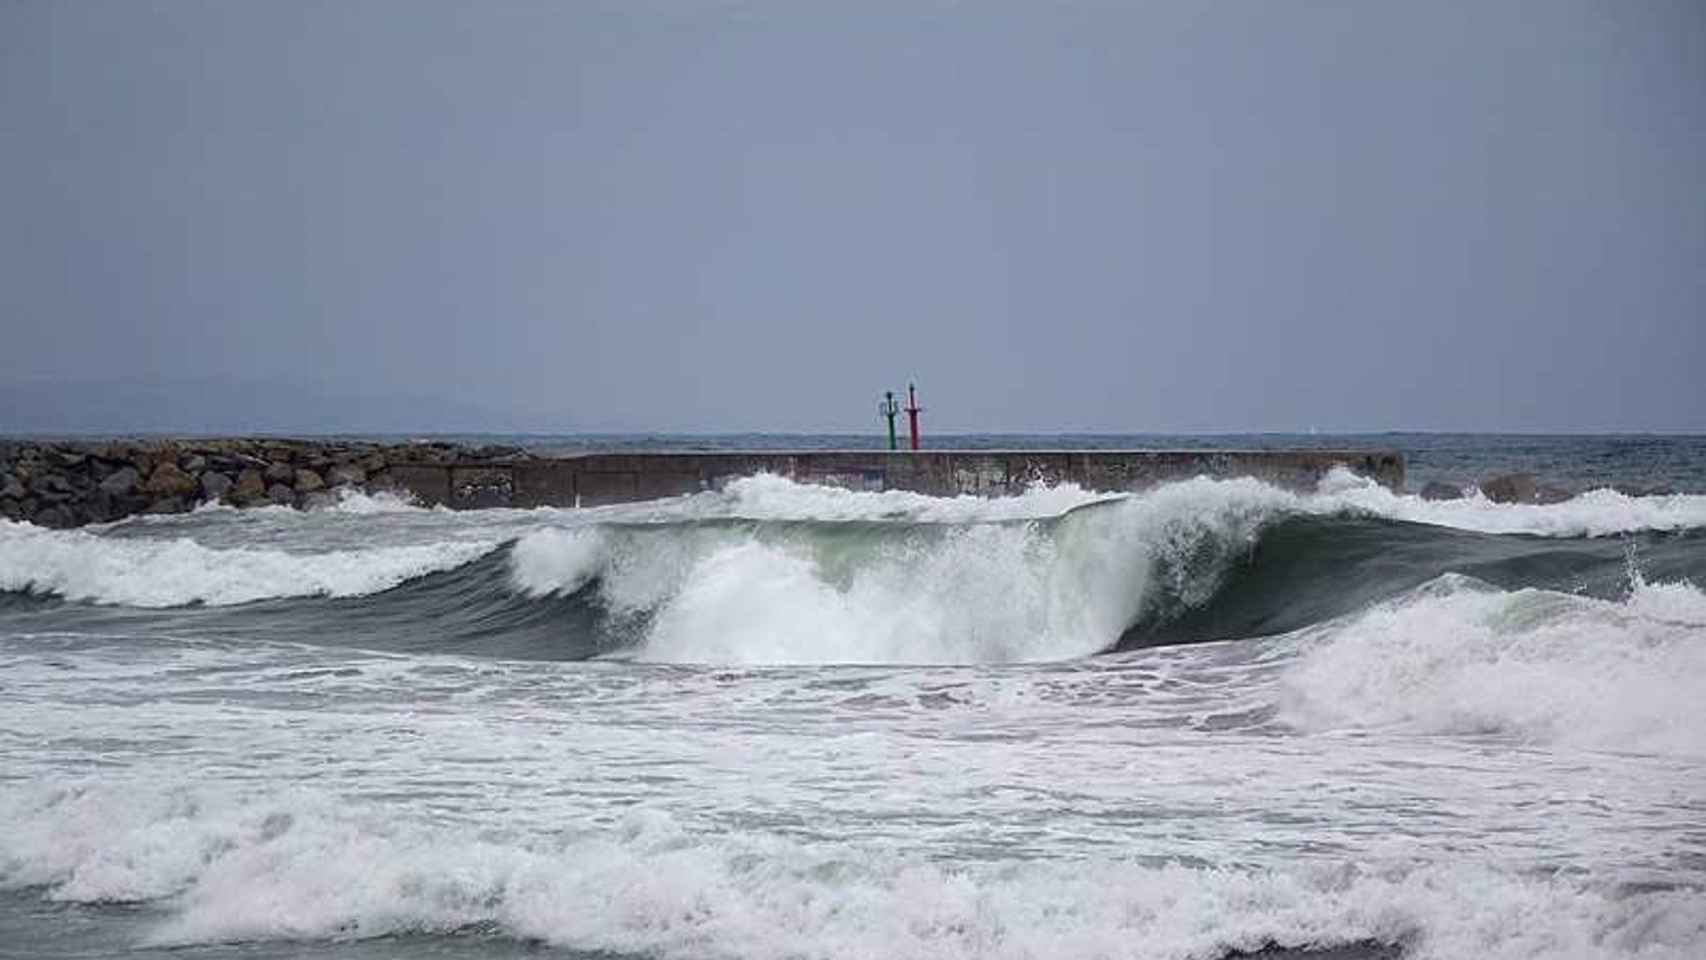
[0,439,1403,527]
[414,449,1405,509]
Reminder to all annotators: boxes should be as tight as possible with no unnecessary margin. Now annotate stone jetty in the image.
[0,438,523,528]
[0,439,1406,528]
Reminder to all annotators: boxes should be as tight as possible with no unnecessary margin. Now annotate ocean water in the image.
[1,434,1703,960]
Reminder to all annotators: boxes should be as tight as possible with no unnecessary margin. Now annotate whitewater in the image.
[2,449,1704,960]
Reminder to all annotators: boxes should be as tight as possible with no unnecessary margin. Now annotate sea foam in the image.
[1278,573,1706,756]
[1,784,1699,960]
[505,477,1284,663]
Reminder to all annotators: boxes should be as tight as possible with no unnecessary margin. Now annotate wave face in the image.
[2,474,1705,664]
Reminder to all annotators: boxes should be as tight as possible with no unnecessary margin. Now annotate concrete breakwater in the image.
[0,439,1404,528]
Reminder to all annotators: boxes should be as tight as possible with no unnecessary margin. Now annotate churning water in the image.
[3,437,1704,960]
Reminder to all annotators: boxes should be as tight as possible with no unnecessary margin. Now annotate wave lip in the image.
[1312,469,1706,538]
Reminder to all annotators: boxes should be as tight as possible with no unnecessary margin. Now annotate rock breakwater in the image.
[0,439,525,528]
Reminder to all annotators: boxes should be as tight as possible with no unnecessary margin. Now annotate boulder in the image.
[235,467,267,504]
[83,492,125,524]
[180,453,207,474]
[34,504,77,528]
[264,461,296,484]
[99,466,140,496]
[300,490,338,511]
[200,471,234,502]
[1479,473,1538,504]
[1535,484,1573,505]
[294,468,325,493]
[0,472,24,501]
[144,497,185,515]
[145,461,199,498]
[266,483,296,506]
[31,473,75,500]
[327,463,366,487]
[1419,481,1464,501]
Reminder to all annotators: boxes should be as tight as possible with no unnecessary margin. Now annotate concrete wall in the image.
[399,449,1404,509]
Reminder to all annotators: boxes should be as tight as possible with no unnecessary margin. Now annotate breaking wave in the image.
[0,518,499,607]
[1,474,1703,664]
[1278,573,1706,756]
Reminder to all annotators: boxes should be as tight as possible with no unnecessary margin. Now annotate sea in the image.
[2,433,1703,960]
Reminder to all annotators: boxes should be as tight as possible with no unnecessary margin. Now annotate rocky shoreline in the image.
[0,438,526,528]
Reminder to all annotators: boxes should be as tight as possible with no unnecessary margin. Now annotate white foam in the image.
[1278,573,1706,756]
[2,785,1699,960]
[689,468,1706,537]
[649,472,1123,523]
[1309,469,1706,537]
[508,527,607,597]
[0,518,498,607]
[503,477,1286,664]
[507,469,1704,665]
[327,487,426,514]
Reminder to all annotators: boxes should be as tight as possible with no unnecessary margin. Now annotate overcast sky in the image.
[3,0,1702,434]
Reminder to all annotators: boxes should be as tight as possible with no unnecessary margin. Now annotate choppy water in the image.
[2,435,1704,960]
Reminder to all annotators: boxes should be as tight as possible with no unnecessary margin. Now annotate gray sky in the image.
[3,0,1702,434]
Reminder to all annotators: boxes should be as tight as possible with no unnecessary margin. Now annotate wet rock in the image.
[180,453,207,474]
[1479,473,1537,504]
[99,466,140,496]
[264,461,295,484]
[1479,473,1573,505]
[144,497,185,515]
[34,504,77,528]
[1419,481,1464,501]
[31,472,75,500]
[84,492,123,524]
[200,471,234,502]
[0,498,19,520]
[293,468,325,493]
[266,483,295,505]
[327,463,366,487]
[233,468,267,503]
[145,461,199,498]
[300,490,338,511]
[0,472,24,501]
[359,453,388,474]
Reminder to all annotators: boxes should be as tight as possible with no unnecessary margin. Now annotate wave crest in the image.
[0,519,498,607]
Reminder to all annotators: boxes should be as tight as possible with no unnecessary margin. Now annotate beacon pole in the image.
[904,383,923,451]
[878,391,901,451]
